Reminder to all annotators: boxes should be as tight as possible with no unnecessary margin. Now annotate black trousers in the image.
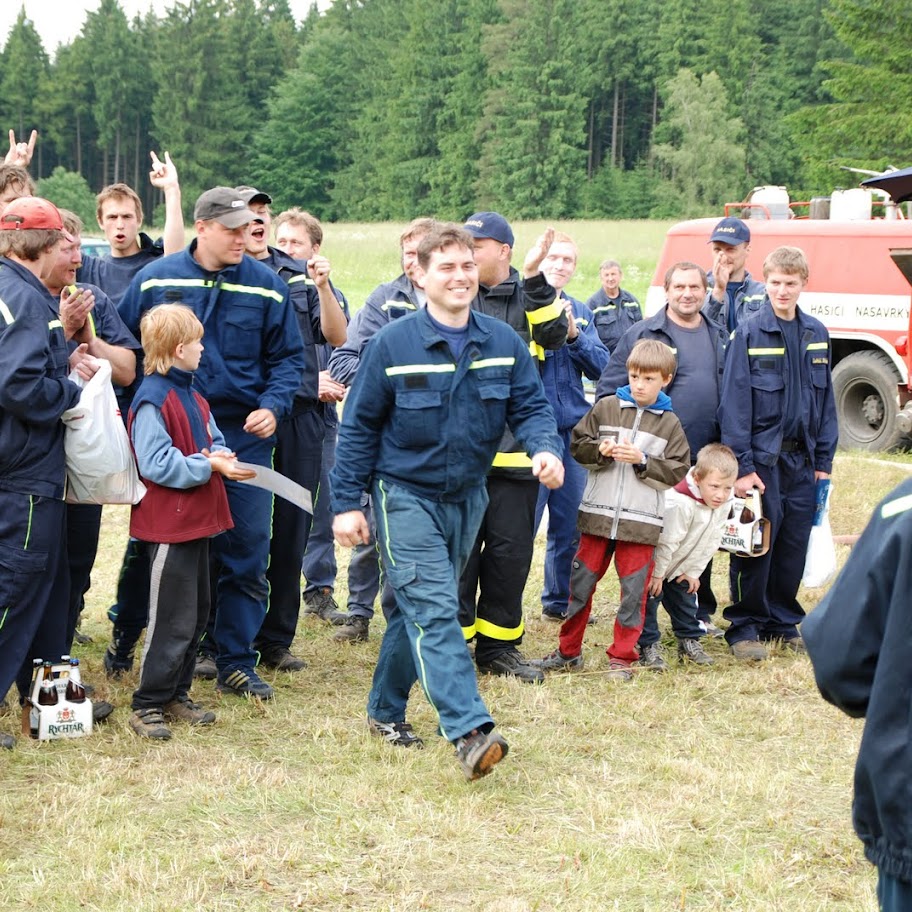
[133,539,209,710]
[255,408,324,655]
[458,475,538,662]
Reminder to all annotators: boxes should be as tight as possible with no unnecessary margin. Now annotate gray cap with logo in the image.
[194,187,256,228]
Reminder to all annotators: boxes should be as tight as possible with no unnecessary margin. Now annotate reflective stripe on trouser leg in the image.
[465,476,537,660]
[368,480,491,741]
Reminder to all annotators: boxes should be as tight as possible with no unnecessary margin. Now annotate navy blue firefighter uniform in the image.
[457,268,568,670]
[0,258,82,702]
[118,242,305,680]
[330,307,562,741]
[719,300,838,646]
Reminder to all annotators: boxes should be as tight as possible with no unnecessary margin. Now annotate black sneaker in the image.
[216,667,275,700]
[367,717,424,748]
[103,625,137,677]
[454,729,509,781]
[259,647,307,672]
[92,700,115,724]
[333,616,370,642]
[541,611,565,623]
[476,648,544,684]
[638,643,668,672]
[529,649,583,672]
[302,587,340,621]
[678,637,714,665]
[194,655,218,680]
[129,708,171,740]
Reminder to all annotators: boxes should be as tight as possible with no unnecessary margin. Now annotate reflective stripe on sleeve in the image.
[525,299,564,325]
[287,275,315,286]
[381,300,417,312]
[492,452,533,468]
[882,494,912,519]
[0,297,14,325]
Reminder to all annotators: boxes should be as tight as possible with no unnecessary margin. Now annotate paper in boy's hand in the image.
[233,462,313,513]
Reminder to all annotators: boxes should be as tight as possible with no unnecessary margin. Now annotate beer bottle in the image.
[38,663,58,706]
[65,659,87,703]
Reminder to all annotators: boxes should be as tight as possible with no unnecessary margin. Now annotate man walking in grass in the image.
[331,223,563,780]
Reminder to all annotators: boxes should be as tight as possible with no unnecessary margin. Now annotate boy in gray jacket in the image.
[534,339,690,680]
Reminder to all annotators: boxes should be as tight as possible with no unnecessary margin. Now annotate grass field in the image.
[1,453,907,911]
[0,220,901,910]
[320,220,675,311]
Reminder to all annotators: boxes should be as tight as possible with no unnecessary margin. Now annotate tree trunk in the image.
[611,82,619,169]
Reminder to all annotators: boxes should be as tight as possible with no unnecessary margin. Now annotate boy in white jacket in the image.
[638,444,738,668]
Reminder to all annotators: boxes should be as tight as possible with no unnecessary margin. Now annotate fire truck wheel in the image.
[832,350,904,451]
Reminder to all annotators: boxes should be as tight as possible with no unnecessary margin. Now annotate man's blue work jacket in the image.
[0,258,81,499]
[719,301,838,477]
[540,295,608,432]
[330,307,562,514]
[119,241,305,426]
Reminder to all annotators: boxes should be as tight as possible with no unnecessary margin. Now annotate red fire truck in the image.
[648,184,912,451]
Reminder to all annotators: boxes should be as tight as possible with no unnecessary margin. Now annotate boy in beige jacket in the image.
[637,443,738,669]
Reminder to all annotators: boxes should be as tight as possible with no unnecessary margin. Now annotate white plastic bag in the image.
[61,359,146,505]
[802,479,836,588]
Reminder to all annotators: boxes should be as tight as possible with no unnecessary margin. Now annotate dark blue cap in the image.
[708,217,750,246]
[463,211,514,248]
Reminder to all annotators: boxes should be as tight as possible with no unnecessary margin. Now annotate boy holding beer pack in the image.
[127,304,253,740]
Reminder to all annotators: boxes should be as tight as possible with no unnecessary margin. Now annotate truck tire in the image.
[832,350,903,451]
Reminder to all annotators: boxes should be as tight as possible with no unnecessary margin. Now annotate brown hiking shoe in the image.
[303,587,340,621]
[730,639,768,662]
[454,729,509,781]
[129,708,172,740]
[163,697,216,725]
[333,616,370,642]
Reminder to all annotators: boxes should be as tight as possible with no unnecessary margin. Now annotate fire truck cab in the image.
[648,200,912,451]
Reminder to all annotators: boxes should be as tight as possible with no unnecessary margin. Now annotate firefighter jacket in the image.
[261,245,346,408]
[119,242,305,426]
[330,307,562,515]
[327,273,421,387]
[719,302,838,477]
[472,268,567,478]
[803,478,912,884]
[571,388,690,546]
[585,287,642,354]
[703,270,767,331]
[0,257,81,499]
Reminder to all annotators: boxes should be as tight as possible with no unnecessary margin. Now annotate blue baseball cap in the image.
[708,217,750,246]
[463,211,514,248]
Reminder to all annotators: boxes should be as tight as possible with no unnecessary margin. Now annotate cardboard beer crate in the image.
[21,661,93,741]
[719,491,771,558]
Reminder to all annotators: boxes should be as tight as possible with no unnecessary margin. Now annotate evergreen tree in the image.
[651,69,746,215]
[793,0,912,184]
[475,0,587,218]
[1,10,50,176]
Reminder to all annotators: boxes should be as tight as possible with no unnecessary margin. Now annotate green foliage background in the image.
[0,0,902,222]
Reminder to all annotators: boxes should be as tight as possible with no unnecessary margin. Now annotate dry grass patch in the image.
[0,452,896,910]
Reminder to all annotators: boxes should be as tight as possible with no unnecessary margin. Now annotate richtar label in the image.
[37,700,93,741]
